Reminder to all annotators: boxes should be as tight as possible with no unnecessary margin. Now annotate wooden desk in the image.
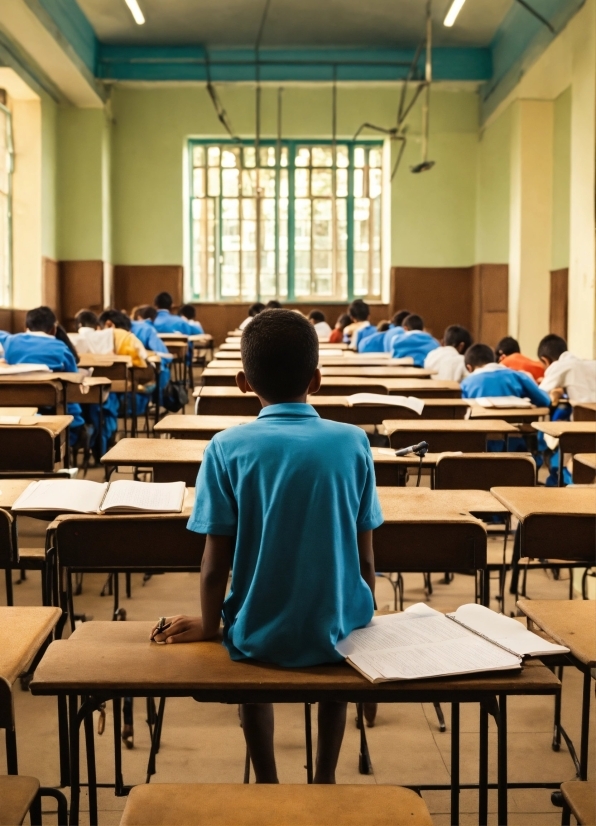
[155,414,255,439]
[200,366,434,385]
[491,486,596,521]
[532,422,596,485]
[0,416,73,473]
[65,376,111,406]
[0,376,65,412]
[320,366,434,378]
[384,419,519,452]
[377,486,507,518]
[30,620,560,826]
[102,438,207,485]
[573,453,596,484]
[571,401,596,421]
[0,479,34,510]
[0,407,37,416]
[469,406,549,423]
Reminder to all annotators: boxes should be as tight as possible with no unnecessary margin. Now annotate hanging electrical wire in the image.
[515,0,555,33]
[204,50,239,141]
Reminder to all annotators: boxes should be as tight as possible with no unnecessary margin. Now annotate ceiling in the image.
[76,0,515,48]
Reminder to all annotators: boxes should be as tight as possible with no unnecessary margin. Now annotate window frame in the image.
[187,137,385,304]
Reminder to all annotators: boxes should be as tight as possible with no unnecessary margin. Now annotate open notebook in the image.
[336,603,569,683]
[0,364,51,376]
[345,393,424,415]
[12,479,186,514]
[474,396,533,408]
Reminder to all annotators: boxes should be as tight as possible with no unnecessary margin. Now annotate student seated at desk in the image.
[152,309,382,784]
[265,300,282,309]
[538,334,596,406]
[70,310,115,355]
[130,306,170,354]
[461,344,550,405]
[345,299,373,349]
[239,302,266,331]
[424,324,471,382]
[328,312,351,343]
[496,336,544,382]
[2,306,86,446]
[357,318,392,353]
[391,314,439,366]
[382,309,411,353]
[179,304,204,333]
[153,292,199,335]
[308,310,332,340]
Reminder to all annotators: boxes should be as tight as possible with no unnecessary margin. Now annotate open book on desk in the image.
[345,393,424,415]
[12,479,186,514]
[336,603,569,683]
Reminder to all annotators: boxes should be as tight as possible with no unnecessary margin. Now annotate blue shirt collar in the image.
[257,403,320,419]
[156,309,170,316]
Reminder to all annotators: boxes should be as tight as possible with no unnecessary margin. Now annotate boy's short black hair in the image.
[496,336,520,357]
[179,304,196,320]
[538,334,567,362]
[154,291,173,310]
[248,302,266,318]
[392,310,411,327]
[241,309,319,402]
[464,343,495,368]
[138,305,157,321]
[75,310,99,329]
[26,306,56,333]
[377,321,390,332]
[335,313,351,329]
[403,313,424,331]
[348,300,370,321]
[444,325,472,350]
[309,310,326,323]
[99,309,132,331]
[265,300,282,309]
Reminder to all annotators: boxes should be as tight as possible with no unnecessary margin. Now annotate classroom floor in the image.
[2,416,594,825]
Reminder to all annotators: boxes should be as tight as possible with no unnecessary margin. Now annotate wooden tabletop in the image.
[378,487,507,517]
[0,606,61,686]
[78,354,132,368]
[0,415,73,435]
[102,438,209,465]
[0,479,36,510]
[155,415,256,436]
[383,419,518,434]
[574,453,596,470]
[0,372,69,384]
[30,620,559,698]
[469,406,549,421]
[532,421,596,437]
[561,781,596,825]
[490,487,596,519]
[517,599,596,667]
[0,407,37,416]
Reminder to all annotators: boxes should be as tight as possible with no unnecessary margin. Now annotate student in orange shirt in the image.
[495,336,544,382]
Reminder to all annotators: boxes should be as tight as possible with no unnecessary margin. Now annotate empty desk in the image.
[102,438,207,484]
[573,453,596,484]
[384,420,519,452]
[155,415,255,439]
[532,422,596,485]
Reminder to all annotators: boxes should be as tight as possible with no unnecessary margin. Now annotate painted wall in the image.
[551,87,571,271]
[41,91,57,261]
[109,84,479,270]
[475,105,511,264]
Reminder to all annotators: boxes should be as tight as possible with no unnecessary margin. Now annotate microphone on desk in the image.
[394,441,429,458]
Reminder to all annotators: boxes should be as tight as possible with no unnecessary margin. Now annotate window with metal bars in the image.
[188,139,384,303]
[0,104,13,307]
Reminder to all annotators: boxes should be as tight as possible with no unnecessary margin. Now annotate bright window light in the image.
[443,0,467,27]
[125,0,145,25]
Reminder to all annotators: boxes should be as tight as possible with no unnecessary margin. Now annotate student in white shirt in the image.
[238,302,266,331]
[538,335,596,404]
[308,310,332,340]
[424,324,471,382]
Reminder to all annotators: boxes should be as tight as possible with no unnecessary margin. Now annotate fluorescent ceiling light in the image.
[125,0,145,25]
[443,0,467,27]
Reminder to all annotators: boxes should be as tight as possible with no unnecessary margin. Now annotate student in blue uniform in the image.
[153,292,198,335]
[461,343,551,406]
[179,304,204,333]
[382,309,410,352]
[3,306,85,445]
[151,309,382,784]
[391,314,439,366]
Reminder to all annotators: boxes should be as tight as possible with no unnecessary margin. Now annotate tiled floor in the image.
[1,446,594,825]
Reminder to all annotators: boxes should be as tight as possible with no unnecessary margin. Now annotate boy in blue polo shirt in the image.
[152,309,382,784]
[153,291,199,335]
[391,313,439,366]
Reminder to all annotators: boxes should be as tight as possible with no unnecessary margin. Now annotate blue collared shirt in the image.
[131,320,171,355]
[461,363,551,407]
[187,403,383,667]
[153,310,201,335]
[391,330,440,366]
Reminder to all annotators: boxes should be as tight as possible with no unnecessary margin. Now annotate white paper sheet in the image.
[100,480,186,513]
[0,364,51,375]
[474,396,533,408]
[0,416,22,424]
[345,393,424,415]
[11,479,107,513]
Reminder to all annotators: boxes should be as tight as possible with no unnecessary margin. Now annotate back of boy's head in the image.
[75,310,99,329]
[99,309,132,331]
[444,324,472,350]
[241,309,318,403]
[348,299,370,321]
[138,305,157,322]
[464,343,495,369]
[496,336,520,358]
[26,305,56,333]
[403,313,424,331]
[392,310,410,327]
[265,300,282,309]
[179,304,195,320]
[309,310,325,323]
[248,302,266,318]
[538,334,567,363]
[377,320,390,332]
[154,291,173,310]
[336,313,351,329]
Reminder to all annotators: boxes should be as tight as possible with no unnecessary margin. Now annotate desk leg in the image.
[83,703,98,826]
[304,703,313,783]
[558,447,564,487]
[580,669,591,780]
[68,694,80,826]
[58,695,70,788]
[497,694,508,826]
[478,702,489,826]
[5,725,18,774]
[451,703,460,826]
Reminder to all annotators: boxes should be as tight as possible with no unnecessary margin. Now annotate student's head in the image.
[265,300,282,309]
[99,309,132,331]
[154,291,173,311]
[537,334,567,366]
[348,300,370,322]
[179,304,196,320]
[26,306,57,335]
[496,336,520,360]
[248,302,266,318]
[444,324,472,354]
[308,310,326,325]
[377,320,390,332]
[334,313,351,330]
[75,310,99,330]
[403,313,424,331]
[464,343,495,373]
[137,305,157,322]
[392,310,411,328]
[239,309,320,403]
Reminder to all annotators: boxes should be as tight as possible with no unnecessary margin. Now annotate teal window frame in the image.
[187,137,384,304]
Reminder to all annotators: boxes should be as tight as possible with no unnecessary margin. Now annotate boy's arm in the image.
[150,534,233,643]
[357,530,376,597]
[519,373,552,407]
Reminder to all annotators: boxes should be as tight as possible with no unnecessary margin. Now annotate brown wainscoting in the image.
[42,257,60,315]
[0,308,27,333]
[59,260,105,331]
[550,268,568,340]
[114,265,183,313]
[0,307,11,332]
[389,267,473,340]
[191,303,389,347]
[471,264,509,347]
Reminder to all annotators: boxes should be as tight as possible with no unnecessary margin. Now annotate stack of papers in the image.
[474,396,533,408]
[12,479,186,514]
[346,393,424,415]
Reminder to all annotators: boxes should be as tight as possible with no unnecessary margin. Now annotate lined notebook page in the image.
[11,480,107,513]
[100,480,186,513]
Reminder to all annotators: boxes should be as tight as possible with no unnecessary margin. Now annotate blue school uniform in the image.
[460,363,551,407]
[358,330,388,352]
[131,320,172,406]
[383,325,405,352]
[187,403,383,668]
[153,310,198,336]
[3,332,85,437]
[391,330,439,366]
[352,325,376,350]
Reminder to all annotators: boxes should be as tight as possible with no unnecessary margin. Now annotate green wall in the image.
[551,87,571,271]
[109,84,479,268]
[475,105,511,263]
[41,91,57,260]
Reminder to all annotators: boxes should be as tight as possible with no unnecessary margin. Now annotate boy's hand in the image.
[150,615,209,644]
[549,387,564,405]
